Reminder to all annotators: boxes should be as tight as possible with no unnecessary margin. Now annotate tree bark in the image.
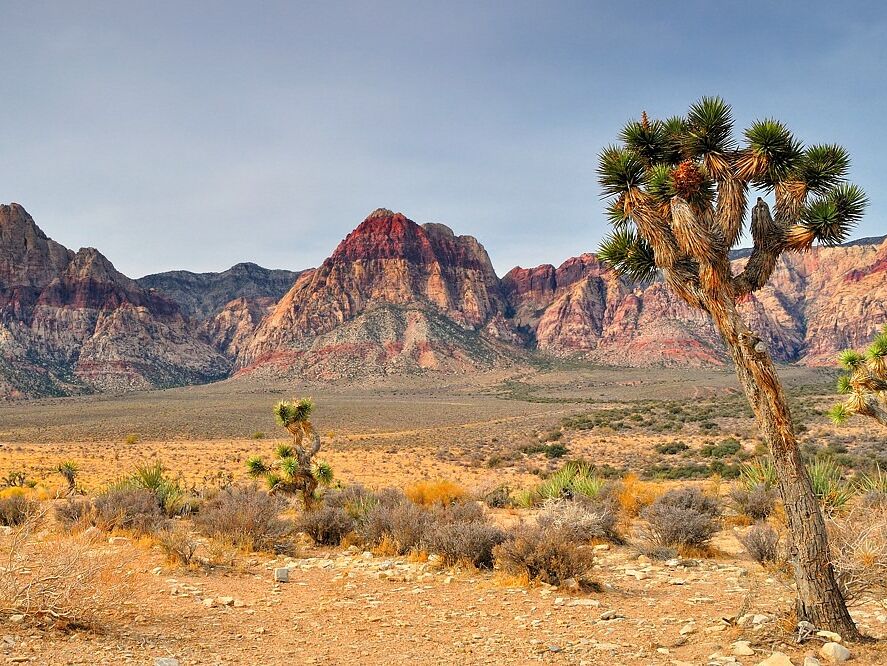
[704,294,860,639]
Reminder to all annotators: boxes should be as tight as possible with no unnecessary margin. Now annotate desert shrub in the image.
[493,525,596,586]
[739,458,778,490]
[640,487,721,550]
[295,504,355,546]
[0,512,130,628]
[129,462,187,517]
[655,441,689,455]
[325,484,379,519]
[193,485,291,553]
[857,466,887,494]
[358,493,430,554]
[615,473,660,517]
[700,437,741,458]
[536,498,621,544]
[156,524,200,566]
[251,431,266,440]
[0,495,38,527]
[826,503,887,602]
[54,497,96,529]
[729,484,779,521]
[479,484,512,508]
[739,523,781,564]
[543,443,568,458]
[93,487,163,535]
[425,521,506,568]
[405,480,466,506]
[124,433,140,445]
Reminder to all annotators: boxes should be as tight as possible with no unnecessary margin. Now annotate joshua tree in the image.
[57,460,79,494]
[596,98,867,636]
[246,398,333,508]
[830,325,887,426]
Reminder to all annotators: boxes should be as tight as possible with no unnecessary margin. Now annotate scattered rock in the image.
[9,615,25,624]
[815,630,841,644]
[217,597,235,606]
[203,598,215,608]
[803,658,822,666]
[819,642,851,663]
[274,568,289,583]
[599,610,619,621]
[154,659,180,666]
[756,653,794,666]
[679,622,696,636]
[732,641,755,656]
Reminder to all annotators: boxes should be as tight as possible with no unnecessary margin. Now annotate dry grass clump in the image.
[358,491,429,555]
[493,524,596,586]
[738,522,782,564]
[536,498,621,544]
[615,472,660,518]
[193,485,291,553]
[0,512,130,628]
[405,480,466,506]
[155,524,201,567]
[54,497,96,530]
[826,501,887,603]
[0,494,38,527]
[640,487,721,552]
[295,504,356,546]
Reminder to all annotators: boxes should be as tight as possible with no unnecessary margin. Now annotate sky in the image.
[1,1,885,278]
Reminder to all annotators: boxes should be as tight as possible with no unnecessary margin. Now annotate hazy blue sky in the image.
[1,1,885,277]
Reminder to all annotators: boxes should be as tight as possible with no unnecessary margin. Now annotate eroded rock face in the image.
[0,204,229,397]
[238,209,515,376]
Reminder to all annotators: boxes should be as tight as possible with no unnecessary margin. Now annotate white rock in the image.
[679,622,696,635]
[202,598,215,608]
[755,653,794,666]
[154,659,180,666]
[9,614,25,624]
[803,658,822,666]
[819,642,851,664]
[732,641,755,656]
[273,567,289,583]
[815,630,842,643]
[217,596,235,606]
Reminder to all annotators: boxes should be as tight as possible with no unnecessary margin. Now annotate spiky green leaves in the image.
[598,229,657,283]
[684,97,735,177]
[274,397,314,428]
[795,183,868,246]
[832,326,887,426]
[312,460,334,486]
[839,349,865,370]
[737,119,803,187]
[827,403,850,425]
[246,456,269,477]
[597,146,646,198]
[797,144,850,194]
[620,117,683,166]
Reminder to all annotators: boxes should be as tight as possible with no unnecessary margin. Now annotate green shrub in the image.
[425,521,506,568]
[655,441,690,455]
[194,485,291,553]
[0,495,38,527]
[640,487,721,550]
[493,525,596,586]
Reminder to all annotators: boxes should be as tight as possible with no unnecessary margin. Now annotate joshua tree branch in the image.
[732,198,788,297]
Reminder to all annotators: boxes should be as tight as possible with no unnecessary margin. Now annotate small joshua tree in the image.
[830,325,887,426]
[596,98,866,636]
[57,461,79,494]
[246,398,332,509]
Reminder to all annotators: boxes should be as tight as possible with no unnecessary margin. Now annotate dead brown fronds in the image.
[826,502,887,603]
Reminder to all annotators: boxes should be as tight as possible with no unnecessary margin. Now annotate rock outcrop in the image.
[0,204,228,397]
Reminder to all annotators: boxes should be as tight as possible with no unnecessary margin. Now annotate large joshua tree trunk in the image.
[705,294,860,638]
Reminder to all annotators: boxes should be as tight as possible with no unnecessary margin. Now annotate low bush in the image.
[479,484,512,508]
[358,492,429,554]
[655,441,689,455]
[536,498,620,544]
[156,524,200,567]
[93,487,163,535]
[700,437,741,458]
[729,484,779,521]
[827,503,887,602]
[0,495,37,527]
[193,485,291,553]
[535,462,605,503]
[54,497,96,529]
[739,523,781,564]
[493,525,596,586]
[425,521,505,568]
[615,473,660,518]
[640,487,721,550]
[295,504,355,546]
[405,480,465,507]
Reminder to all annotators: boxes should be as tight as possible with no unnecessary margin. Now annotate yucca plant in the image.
[806,459,855,513]
[830,326,887,426]
[246,397,331,509]
[536,461,605,501]
[57,460,79,494]
[596,97,867,636]
[738,457,778,491]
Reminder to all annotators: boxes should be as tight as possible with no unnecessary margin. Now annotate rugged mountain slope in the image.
[138,263,301,320]
[238,209,518,378]
[0,204,229,397]
[504,238,887,366]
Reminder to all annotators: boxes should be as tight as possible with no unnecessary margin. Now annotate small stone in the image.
[548,645,562,653]
[679,622,696,635]
[217,596,235,606]
[273,567,289,583]
[732,641,755,656]
[803,658,822,666]
[819,642,850,664]
[815,630,841,644]
[593,544,610,551]
[752,614,770,625]
[567,599,600,607]
[202,598,215,608]
[154,659,180,666]
[361,551,373,560]
[9,615,25,624]
[255,627,266,634]
[704,624,726,633]
[755,653,794,666]
[599,610,618,620]
[233,599,246,608]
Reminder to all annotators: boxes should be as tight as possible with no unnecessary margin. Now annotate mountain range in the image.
[1,202,885,398]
